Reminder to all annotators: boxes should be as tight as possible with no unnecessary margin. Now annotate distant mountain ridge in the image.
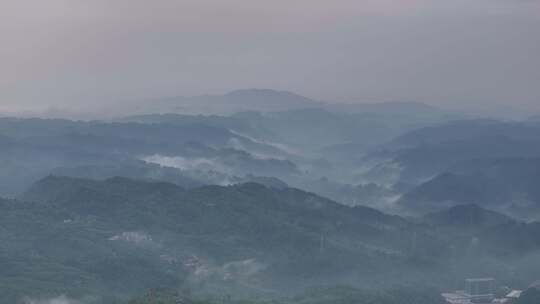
[131,88,454,119]
[397,158,540,219]
[140,89,324,115]
[363,119,540,187]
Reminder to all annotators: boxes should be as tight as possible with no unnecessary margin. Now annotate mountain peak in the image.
[146,89,322,115]
[225,89,312,100]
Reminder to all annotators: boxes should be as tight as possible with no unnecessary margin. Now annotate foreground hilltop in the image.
[10,176,411,301]
[2,176,540,302]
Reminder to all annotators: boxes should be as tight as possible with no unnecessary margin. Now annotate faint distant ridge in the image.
[135,88,458,117]
[224,88,319,106]
[142,88,324,115]
[325,100,452,117]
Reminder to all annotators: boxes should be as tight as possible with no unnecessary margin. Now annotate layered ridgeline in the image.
[124,100,457,156]
[360,119,540,219]
[365,119,540,185]
[397,158,540,219]
[0,117,298,196]
[0,98,457,207]
[2,176,540,302]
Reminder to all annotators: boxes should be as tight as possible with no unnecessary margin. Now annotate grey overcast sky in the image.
[0,0,539,115]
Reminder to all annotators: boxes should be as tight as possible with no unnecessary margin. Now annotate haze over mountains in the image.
[2,89,540,303]
[2,89,540,217]
[2,0,540,302]
[1,88,464,121]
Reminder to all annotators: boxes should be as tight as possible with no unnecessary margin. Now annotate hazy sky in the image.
[1,0,539,115]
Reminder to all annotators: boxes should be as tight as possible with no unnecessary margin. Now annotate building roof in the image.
[442,292,473,304]
[529,280,540,290]
[466,278,495,283]
[506,290,523,299]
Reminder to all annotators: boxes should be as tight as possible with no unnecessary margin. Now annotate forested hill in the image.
[2,176,540,302]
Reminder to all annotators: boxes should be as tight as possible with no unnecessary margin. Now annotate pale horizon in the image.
[1,0,539,117]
